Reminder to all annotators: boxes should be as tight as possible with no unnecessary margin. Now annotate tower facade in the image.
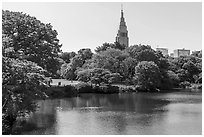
[115,8,129,47]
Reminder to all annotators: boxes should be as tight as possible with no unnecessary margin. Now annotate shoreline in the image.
[44,79,202,99]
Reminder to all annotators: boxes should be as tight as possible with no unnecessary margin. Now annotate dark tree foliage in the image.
[95,42,126,53]
[182,60,200,82]
[59,49,93,80]
[122,57,138,80]
[2,57,47,134]
[90,48,130,78]
[125,44,152,59]
[95,42,112,53]
[2,10,62,75]
[59,52,76,63]
[60,63,76,80]
[76,68,122,85]
[134,61,161,91]
[126,45,169,69]
[168,55,202,83]
[78,48,93,61]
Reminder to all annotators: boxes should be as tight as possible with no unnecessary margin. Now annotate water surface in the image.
[23,91,202,135]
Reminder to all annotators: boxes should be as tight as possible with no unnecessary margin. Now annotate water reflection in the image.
[23,92,202,135]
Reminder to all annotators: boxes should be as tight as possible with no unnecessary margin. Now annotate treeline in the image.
[59,43,202,91]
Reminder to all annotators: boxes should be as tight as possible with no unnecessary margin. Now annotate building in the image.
[156,48,168,56]
[115,7,129,47]
[173,48,190,57]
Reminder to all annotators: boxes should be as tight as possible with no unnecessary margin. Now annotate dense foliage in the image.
[76,68,122,85]
[2,10,62,76]
[2,10,61,134]
[60,43,202,91]
[134,61,161,91]
[2,57,47,134]
[95,42,126,53]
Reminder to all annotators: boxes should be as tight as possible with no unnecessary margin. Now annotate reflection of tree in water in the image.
[76,93,170,113]
[62,93,171,134]
[22,93,171,134]
[21,100,60,134]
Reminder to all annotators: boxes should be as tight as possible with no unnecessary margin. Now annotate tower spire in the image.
[120,4,124,21]
[116,5,129,47]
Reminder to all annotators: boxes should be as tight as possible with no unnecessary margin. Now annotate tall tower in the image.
[115,5,129,47]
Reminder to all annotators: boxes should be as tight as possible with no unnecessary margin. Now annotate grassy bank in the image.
[45,79,138,98]
[45,79,201,99]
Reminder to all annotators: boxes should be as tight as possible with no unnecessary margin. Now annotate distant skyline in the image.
[2,2,202,54]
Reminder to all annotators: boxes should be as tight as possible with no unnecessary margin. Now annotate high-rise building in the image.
[156,48,168,56]
[173,48,190,57]
[115,7,129,47]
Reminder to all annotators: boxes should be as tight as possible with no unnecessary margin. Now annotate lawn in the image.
[51,79,80,86]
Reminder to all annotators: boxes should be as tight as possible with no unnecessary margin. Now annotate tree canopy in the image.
[2,10,62,75]
[2,10,61,134]
[2,57,47,134]
[134,61,161,91]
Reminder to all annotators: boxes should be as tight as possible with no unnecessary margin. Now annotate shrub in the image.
[74,82,93,93]
[64,85,77,97]
[179,81,191,89]
[45,85,77,98]
[118,86,136,93]
[93,85,119,93]
[45,87,65,98]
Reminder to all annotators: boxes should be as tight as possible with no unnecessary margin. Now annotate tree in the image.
[60,63,76,80]
[121,57,138,80]
[113,42,126,50]
[59,54,87,80]
[88,48,132,80]
[76,69,92,82]
[107,73,122,84]
[176,68,188,82]
[182,60,200,82]
[89,68,111,86]
[59,52,76,63]
[136,49,158,62]
[95,43,113,53]
[134,61,161,91]
[125,44,152,59]
[2,57,47,134]
[70,55,84,69]
[125,44,169,70]
[78,48,93,61]
[2,10,62,76]
[167,70,180,85]
[90,48,129,79]
[168,55,202,83]
[95,42,125,53]
[76,68,122,85]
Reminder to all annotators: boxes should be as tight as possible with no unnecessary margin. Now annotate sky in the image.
[2,2,202,54]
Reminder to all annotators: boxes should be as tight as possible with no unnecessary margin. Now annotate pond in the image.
[22,91,202,135]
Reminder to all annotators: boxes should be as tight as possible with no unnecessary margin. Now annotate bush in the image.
[74,82,93,93]
[179,81,191,89]
[190,83,202,89]
[92,85,119,93]
[45,87,65,98]
[45,85,77,98]
[64,85,78,97]
[118,86,136,93]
